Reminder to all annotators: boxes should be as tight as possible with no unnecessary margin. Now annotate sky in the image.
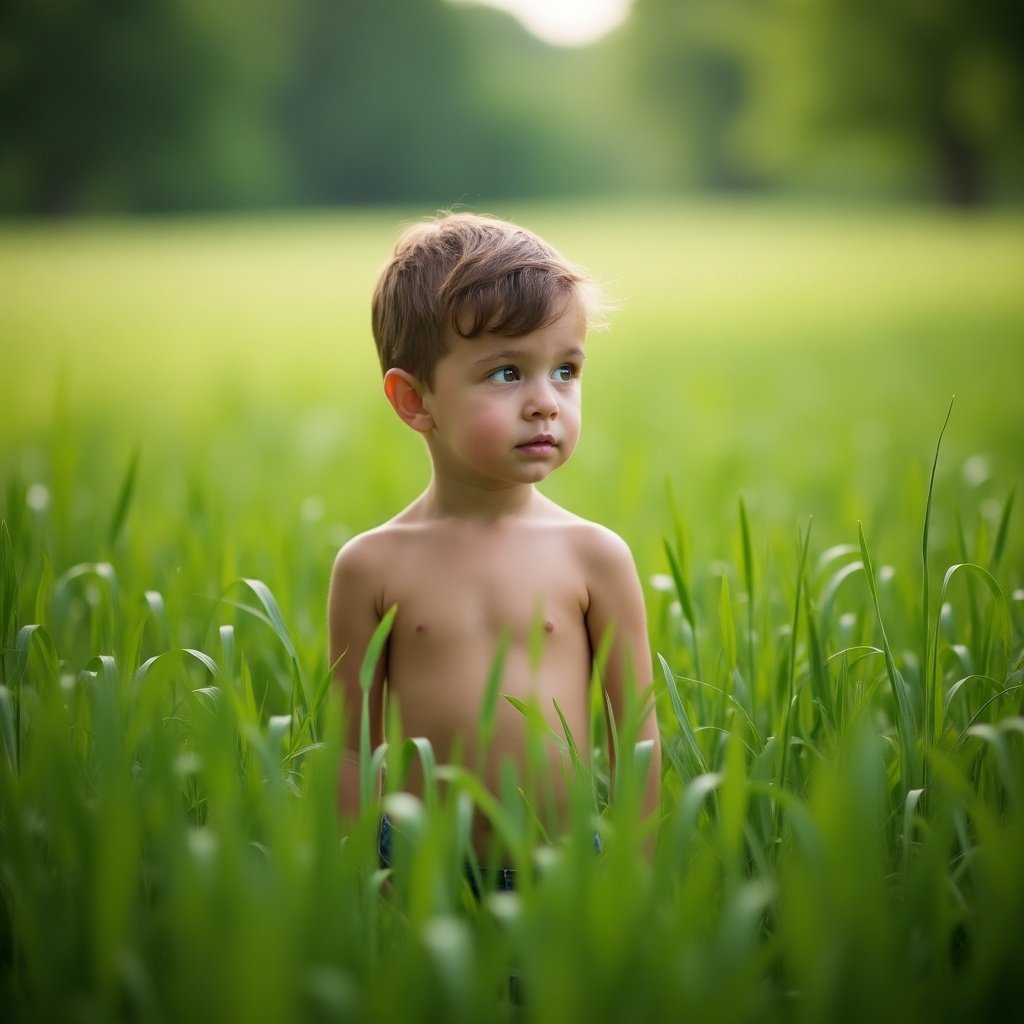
[450,0,632,47]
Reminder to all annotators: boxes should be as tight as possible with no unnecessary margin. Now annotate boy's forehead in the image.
[467,338,586,365]
[441,316,588,366]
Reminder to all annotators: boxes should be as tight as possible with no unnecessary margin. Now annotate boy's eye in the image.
[551,364,576,383]
[487,366,519,383]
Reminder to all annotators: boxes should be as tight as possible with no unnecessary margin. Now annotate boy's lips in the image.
[517,433,557,454]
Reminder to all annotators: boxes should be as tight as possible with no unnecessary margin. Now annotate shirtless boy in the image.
[328,213,660,870]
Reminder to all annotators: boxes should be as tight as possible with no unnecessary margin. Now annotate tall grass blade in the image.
[359,606,396,694]
[233,578,298,662]
[988,488,1015,573]
[1,521,18,685]
[818,556,864,636]
[804,589,832,724]
[478,629,510,753]
[658,654,710,778]
[778,518,812,796]
[403,736,438,809]
[0,684,16,771]
[435,764,521,861]
[305,667,335,729]
[963,722,1021,806]
[218,623,235,676]
[663,539,701,679]
[133,647,219,687]
[859,523,918,790]
[552,697,585,777]
[921,397,954,774]
[951,684,1024,750]
[107,448,140,549]
[359,606,396,812]
[33,555,53,628]
[502,694,556,742]
[226,577,308,720]
[719,572,738,676]
[929,562,1010,742]
[738,496,756,685]
[55,561,120,656]
[15,623,60,693]
[944,673,1001,713]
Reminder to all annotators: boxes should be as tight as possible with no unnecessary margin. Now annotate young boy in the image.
[328,212,660,873]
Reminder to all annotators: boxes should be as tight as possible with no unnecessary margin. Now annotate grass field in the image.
[1,199,1023,1022]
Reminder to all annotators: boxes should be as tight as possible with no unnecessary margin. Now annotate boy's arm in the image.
[583,527,661,827]
[327,536,387,823]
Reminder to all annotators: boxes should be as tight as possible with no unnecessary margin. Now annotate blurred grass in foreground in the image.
[1,200,1022,1022]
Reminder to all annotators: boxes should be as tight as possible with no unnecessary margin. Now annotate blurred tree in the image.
[622,1,763,192]
[0,0,284,213]
[2,0,1018,212]
[272,0,475,202]
[790,0,1024,205]
[625,0,1024,205]
[271,0,648,205]
[0,0,648,212]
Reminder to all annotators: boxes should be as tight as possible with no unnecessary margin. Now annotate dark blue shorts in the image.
[377,815,600,898]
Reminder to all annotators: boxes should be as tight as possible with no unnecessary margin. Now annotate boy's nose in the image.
[524,380,559,419]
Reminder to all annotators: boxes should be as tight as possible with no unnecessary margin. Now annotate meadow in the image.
[1,199,1023,1022]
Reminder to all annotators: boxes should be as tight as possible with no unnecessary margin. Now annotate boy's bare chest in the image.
[380,528,588,636]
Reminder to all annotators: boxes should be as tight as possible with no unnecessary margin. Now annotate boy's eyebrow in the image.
[474,345,586,365]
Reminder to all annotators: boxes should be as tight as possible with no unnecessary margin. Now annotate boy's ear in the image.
[383,368,434,433]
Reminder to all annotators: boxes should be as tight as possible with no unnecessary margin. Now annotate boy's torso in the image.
[364,506,599,840]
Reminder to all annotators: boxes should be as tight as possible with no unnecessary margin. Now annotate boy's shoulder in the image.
[332,498,635,573]
[551,509,626,543]
[533,500,637,570]
[332,518,408,571]
[330,508,443,581]
[572,518,637,572]
[329,521,414,613]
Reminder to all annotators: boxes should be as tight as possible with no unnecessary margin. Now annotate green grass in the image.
[1,199,1023,1022]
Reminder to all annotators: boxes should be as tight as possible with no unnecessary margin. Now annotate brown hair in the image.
[371,212,602,385]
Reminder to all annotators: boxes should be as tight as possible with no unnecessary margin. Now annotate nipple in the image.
[544,621,554,634]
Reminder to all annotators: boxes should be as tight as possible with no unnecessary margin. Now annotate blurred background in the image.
[4,10,1024,1020]
[1,0,1022,591]
[2,0,1022,215]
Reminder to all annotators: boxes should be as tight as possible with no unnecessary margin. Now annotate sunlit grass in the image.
[1,199,1023,1021]
[3,198,1021,566]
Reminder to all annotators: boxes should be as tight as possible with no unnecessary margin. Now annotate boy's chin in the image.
[513,464,560,485]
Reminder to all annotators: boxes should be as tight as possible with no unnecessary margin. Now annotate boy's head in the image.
[372,212,601,387]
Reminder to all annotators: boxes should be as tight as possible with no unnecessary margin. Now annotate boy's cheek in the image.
[472,419,513,454]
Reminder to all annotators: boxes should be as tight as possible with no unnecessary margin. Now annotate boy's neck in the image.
[416,476,543,523]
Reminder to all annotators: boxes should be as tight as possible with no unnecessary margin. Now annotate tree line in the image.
[1,0,1020,215]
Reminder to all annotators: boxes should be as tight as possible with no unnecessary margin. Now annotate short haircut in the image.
[371,212,602,385]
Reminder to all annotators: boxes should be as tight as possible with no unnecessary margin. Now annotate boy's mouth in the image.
[517,434,558,454]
